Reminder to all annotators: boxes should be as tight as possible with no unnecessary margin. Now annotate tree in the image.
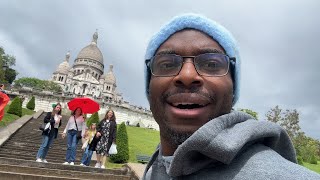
[0,60,4,82]
[265,106,320,163]
[238,108,258,119]
[86,112,99,127]
[110,122,129,163]
[4,68,18,84]
[7,96,22,117]
[26,96,35,110]
[14,77,62,92]
[0,46,16,67]
[265,106,301,140]
[0,46,17,84]
[265,105,282,124]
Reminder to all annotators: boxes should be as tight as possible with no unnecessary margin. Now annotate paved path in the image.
[126,163,147,179]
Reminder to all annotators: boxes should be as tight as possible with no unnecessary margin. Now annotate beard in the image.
[149,86,218,148]
[150,85,233,148]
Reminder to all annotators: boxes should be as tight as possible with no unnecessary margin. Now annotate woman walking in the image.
[62,107,86,165]
[95,110,117,168]
[36,103,62,163]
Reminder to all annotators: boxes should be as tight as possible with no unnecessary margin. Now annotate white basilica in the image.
[51,31,123,103]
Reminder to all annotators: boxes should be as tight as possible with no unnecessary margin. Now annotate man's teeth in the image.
[175,103,204,109]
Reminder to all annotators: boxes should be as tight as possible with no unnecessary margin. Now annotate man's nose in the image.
[173,59,203,88]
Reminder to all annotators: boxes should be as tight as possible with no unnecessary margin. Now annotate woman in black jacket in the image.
[36,103,62,163]
[95,109,117,168]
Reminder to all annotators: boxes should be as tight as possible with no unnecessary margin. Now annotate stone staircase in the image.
[0,112,137,179]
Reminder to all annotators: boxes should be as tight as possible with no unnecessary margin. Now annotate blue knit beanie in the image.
[144,13,240,105]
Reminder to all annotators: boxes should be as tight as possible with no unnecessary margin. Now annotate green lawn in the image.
[0,105,35,127]
[303,161,320,174]
[106,125,160,168]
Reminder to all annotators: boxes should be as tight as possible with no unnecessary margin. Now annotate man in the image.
[143,14,319,179]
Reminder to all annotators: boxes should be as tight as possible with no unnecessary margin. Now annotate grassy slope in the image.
[0,105,35,127]
[107,125,160,168]
[303,161,320,174]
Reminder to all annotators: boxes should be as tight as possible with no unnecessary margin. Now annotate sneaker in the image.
[70,162,75,165]
[63,162,69,165]
[36,158,42,162]
[94,163,101,168]
[101,165,105,169]
[42,159,48,163]
[80,163,85,166]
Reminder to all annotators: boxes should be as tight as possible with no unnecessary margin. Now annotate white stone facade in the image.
[51,31,123,103]
[19,31,160,130]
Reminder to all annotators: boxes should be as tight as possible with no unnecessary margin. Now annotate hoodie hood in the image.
[147,111,296,177]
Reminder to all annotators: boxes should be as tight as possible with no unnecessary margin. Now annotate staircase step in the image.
[0,164,129,180]
[0,112,138,179]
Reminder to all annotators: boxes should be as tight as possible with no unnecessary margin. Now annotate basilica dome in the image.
[76,31,103,64]
[55,52,70,74]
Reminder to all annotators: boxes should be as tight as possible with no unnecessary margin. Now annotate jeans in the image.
[81,146,94,166]
[65,129,79,163]
[36,130,56,159]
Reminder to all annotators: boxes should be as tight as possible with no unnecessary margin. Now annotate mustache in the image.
[162,87,216,102]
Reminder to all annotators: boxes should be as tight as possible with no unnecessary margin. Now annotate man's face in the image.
[148,29,233,146]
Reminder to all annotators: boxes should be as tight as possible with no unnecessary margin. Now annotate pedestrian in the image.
[80,123,99,166]
[142,13,320,179]
[36,103,62,163]
[95,110,117,168]
[62,107,86,165]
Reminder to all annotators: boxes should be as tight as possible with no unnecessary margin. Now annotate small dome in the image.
[76,31,103,63]
[55,52,70,74]
[105,64,116,84]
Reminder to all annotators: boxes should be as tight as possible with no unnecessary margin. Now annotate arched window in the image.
[61,77,64,81]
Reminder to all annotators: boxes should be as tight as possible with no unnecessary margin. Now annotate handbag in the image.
[39,122,51,131]
[108,143,117,155]
[74,116,82,140]
[39,115,53,131]
[81,139,89,149]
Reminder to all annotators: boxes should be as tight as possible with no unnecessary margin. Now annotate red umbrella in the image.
[67,97,100,114]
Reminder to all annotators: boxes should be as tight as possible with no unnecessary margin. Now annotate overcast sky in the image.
[1,0,319,139]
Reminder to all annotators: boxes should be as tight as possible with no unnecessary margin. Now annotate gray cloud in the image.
[1,0,319,139]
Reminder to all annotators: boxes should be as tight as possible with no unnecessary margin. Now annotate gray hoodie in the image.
[143,111,320,180]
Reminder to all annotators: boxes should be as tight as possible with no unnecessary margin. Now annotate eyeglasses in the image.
[145,53,236,77]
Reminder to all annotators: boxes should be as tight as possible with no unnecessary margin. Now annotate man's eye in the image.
[206,61,218,68]
[202,60,220,68]
[159,62,176,69]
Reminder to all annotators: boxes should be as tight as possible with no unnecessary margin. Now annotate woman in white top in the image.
[36,103,63,163]
[62,107,86,165]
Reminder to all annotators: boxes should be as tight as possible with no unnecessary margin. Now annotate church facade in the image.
[50,31,123,104]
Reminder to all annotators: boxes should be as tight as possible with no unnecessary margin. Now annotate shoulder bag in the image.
[74,116,82,140]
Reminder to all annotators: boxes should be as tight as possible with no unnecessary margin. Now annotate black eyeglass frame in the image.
[145,53,236,77]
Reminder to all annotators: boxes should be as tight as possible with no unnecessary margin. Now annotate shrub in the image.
[26,96,35,110]
[86,112,99,127]
[110,122,129,163]
[297,156,303,165]
[310,155,318,165]
[7,96,22,117]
